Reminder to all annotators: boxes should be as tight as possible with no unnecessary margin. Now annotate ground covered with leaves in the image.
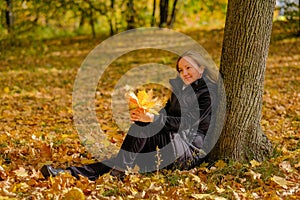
[0,23,299,199]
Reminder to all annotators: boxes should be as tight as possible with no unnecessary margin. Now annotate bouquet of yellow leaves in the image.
[126,89,165,115]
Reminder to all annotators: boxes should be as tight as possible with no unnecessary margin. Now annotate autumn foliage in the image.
[126,88,165,115]
[0,23,299,199]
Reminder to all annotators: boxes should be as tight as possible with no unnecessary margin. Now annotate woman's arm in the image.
[154,91,211,132]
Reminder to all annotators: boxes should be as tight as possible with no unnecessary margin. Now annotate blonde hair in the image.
[176,50,219,83]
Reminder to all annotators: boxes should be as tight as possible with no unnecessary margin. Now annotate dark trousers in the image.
[67,122,195,180]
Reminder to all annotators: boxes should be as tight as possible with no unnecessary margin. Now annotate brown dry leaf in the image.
[245,170,262,180]
[1,188,17,198]
[0,166,7,181]
[38,143,52,159]
[190,173,202,183]
[13,167,28,178]
[279,161,294,173]
[271,175,292,189]
[30,168,41,179]
[227,185,241,200]
[215,186,225,193]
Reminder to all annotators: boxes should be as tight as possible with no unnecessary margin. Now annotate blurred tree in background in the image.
[0,0,298,52]
[0,0,228,41]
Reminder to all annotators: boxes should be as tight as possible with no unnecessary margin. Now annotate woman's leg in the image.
[66,162,112,181]
[65,123,193,179]
[65,123,155,180]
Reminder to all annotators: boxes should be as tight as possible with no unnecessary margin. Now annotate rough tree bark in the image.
[208,0,276,162]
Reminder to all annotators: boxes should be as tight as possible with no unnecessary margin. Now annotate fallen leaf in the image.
[245,170,262,180]
[62,187,85,200]
[38,143,52,159]
[30,168,40,179]
[214,160,227,169]
[4,87,10,93]
[250,160,261,168]
[279,161,293,173]
[1,188,16,197]
[271,175,291,189]
[14,167,28,178]
[215,186,225,193]
[227,186,241,200]
[191,194,226,200]
[295,161,300,168]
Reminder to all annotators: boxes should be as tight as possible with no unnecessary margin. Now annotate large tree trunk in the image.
[208,0,275,162]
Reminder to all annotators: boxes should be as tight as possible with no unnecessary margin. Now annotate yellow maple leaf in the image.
[191,194,226,200]
[214,160,227,169]
[4,87,10,93]
[62,187,85,200]
[250,159,261,167]
[126,89,163,115]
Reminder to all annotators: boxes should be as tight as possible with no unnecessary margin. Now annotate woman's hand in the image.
[130,108,154,123]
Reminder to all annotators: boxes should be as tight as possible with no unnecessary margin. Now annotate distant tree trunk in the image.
[108,0,115,35]
[151,0,156,26]
[159,0,169,27]
[5,0,13,33]
[126,0,135,30]
[208,0,275,162]
[89,10,96,38]
[108,19,114,36]
[168,0,178,28]
[79,10,85,28]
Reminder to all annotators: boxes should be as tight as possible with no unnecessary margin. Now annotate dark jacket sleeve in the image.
[153,88,211,133]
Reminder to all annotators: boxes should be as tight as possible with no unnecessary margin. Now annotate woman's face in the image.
[177,56,204,85]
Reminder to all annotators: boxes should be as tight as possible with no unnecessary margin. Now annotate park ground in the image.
[0,21,299,199]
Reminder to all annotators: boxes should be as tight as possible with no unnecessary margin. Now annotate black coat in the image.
[153,76,213,168]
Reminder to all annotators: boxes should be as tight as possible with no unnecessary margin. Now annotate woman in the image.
[41,51,216,180]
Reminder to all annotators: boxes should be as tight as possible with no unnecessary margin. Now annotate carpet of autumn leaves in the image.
[0,22,299,199]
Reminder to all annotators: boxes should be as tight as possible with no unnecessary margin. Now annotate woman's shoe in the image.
[40,165,66,179]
